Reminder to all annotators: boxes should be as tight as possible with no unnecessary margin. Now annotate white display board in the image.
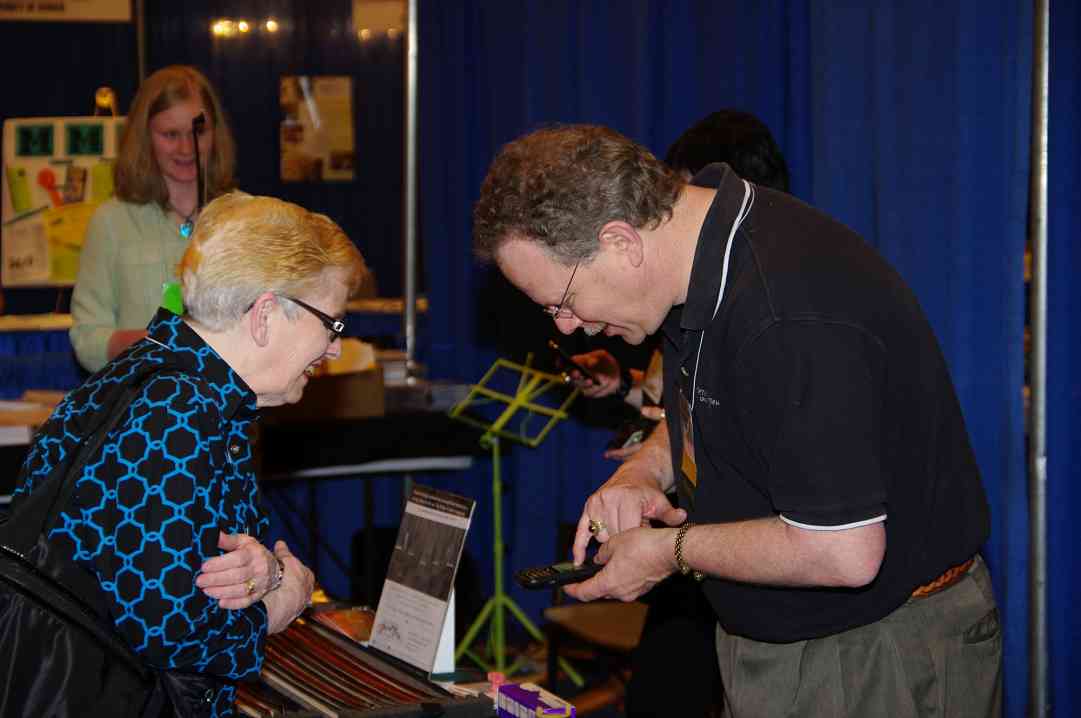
[1,116,124,287]
[370,485,474,675]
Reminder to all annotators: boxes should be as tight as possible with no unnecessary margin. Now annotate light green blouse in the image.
[69,199,190,372]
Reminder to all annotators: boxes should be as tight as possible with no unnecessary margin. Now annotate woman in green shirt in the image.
[71,65,236,372]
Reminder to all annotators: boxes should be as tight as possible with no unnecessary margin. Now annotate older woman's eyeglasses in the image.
[543,262,580,320]
[287,296,346,341]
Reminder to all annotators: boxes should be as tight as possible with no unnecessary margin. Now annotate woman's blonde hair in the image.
[179,192,369,331]
[115,65,236,206]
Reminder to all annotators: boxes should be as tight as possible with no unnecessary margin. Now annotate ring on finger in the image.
[588,518,607,534]
[246,578,257,596]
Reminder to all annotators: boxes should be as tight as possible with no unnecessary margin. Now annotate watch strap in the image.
[675,522,704,582]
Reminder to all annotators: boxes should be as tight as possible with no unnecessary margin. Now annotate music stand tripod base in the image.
[448,358,585,685]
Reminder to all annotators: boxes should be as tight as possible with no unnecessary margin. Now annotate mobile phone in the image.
[547,339,598,385]
[514,559,602,590]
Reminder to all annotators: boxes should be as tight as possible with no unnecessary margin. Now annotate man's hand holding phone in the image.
[563,526,678,603]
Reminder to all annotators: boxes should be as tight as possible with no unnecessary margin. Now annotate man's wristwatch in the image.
[675,522,704,582]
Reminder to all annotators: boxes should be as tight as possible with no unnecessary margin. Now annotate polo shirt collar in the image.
[679,162,748,332]
[145,308,258,420]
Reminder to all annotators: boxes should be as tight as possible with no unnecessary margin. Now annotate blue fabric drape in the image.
[3,4,1078,713]
[0,331,84,399]
[419,1,1034,714]
[145,0,408,298]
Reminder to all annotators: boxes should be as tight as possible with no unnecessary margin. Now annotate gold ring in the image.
[588,519,607,534]
[246,578,257,596]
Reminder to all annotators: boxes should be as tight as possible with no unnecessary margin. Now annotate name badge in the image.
[678,387,697,493]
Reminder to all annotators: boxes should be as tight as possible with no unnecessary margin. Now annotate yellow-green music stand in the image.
[449,356,584,682]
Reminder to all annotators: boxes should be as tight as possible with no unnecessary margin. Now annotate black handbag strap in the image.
[1,364,181,553]
[0,364,185,678]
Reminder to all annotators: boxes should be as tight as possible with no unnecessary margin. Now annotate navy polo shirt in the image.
[661,165,989,642]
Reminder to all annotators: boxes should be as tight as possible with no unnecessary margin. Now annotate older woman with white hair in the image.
[9,192,369,716]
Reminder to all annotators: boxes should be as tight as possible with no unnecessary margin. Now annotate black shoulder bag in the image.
[0,367,220,717]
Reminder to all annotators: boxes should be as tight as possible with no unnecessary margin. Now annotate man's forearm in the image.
[618,420,674,493]
[677,517,885,589]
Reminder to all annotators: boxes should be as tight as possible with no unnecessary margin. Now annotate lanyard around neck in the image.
[689,179,755,415]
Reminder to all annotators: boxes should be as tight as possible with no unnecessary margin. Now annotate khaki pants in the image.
[716,556,1002,717]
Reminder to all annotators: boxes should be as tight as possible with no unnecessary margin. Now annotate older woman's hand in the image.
[197,531,280,609]
[262,540,316,634]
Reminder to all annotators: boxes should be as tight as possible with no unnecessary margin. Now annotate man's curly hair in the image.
[473,125,685,265]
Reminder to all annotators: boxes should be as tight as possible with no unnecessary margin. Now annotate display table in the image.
[259,395,490,604]
[0,297,428,399]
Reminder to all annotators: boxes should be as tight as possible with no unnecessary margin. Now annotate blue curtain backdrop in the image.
[418,1,1036,716]
[144,0,408,298]
[2,2,1079,715]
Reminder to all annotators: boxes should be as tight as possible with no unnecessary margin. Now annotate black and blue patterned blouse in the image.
[13,308,267,716]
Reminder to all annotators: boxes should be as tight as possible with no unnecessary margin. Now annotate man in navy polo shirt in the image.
[473,124,1001,717]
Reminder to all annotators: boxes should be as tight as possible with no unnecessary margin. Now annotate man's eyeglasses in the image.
[286,296,346,341]
[543,261,580,320]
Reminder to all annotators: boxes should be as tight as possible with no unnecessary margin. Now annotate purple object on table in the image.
[496,682,575,717]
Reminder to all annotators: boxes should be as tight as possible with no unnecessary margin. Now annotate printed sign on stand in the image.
[370,484,475,675]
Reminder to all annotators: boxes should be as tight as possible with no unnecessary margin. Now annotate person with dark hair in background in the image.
[71,65,237,373]
[665,109,790,190]
[474,125,1000,718]
[567,110,790,717]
